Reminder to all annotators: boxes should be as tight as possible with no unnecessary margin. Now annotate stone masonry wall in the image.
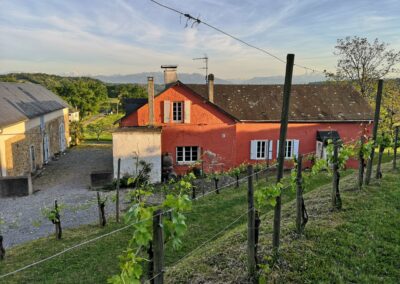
[5,115,67,176]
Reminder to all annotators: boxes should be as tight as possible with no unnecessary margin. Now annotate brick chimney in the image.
[147,77,155,125]
[208,74,214,103]
[161,65,178,86]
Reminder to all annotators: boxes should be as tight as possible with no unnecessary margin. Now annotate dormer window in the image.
[173,101,183,123]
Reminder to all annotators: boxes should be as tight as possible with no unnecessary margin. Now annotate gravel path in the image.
[0,144,120,248]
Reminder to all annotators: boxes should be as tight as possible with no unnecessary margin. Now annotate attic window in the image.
[173,101,183,123]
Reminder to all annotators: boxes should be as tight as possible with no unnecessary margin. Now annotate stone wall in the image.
[0,175,33,197]
[5,115,68,176]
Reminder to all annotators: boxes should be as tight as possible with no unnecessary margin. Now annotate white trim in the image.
[176,146,199,164]
[250,140,269,160]
[172,101,183,123]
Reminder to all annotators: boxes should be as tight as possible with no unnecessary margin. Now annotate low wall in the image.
[0,175,33,197]
[90,171,113,188]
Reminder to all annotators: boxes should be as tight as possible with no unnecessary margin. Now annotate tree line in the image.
[0,73,148,117]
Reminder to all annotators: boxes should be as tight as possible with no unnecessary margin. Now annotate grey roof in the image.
[186,84,374,122]
[0,82,69,127]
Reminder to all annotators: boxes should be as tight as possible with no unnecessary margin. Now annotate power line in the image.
[149,0,331,75]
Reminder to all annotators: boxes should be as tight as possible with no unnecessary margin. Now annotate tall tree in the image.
[328,37,400,101]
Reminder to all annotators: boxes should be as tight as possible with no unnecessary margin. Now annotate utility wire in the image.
[149,0,330,74]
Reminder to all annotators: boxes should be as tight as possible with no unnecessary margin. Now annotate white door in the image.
[59,123,66,152]
[43,134,50,163]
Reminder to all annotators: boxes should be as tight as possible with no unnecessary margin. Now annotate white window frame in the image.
[172,101,183,123]
[277,139,299,159]
[176,146,199,164]
[284,140,294,159]
[250,140,273,160]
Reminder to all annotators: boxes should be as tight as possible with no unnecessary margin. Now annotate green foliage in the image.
[86,121,108,141]
[228,167,241,178]
[357,139,374,160]
[0,73,147,117]
[326,140,356,170]
[69,121,84,146]
[376,133,392,148]
[207,171,224,182]
[255,183,283,211]
[41,203,64,224]
[109,173,193,283]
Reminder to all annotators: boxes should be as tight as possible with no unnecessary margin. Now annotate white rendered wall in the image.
[112,131,161,183]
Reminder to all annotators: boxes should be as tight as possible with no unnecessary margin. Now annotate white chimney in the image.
[147,77,155,125]
[161,65,178,85]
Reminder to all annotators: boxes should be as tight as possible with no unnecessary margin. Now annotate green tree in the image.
[87,122,108,141]
[70,121,84,146]
[328,37,400,101]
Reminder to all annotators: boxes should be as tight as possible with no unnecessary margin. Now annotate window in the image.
[257,141,267,159]
[176,146,199,163]
[284,140,293,158]
[173,102,183,122]
[250,140,273,160]
[276,139,299,159]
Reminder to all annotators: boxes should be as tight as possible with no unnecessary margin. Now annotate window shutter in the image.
[293,139,300,158]
[163,100,170,123]
[276,140,280,158]
[250,140,257,160]
[268,140,273,160]
[184,100,191,123]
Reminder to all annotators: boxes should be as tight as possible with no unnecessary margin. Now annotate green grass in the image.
[0,169,334,283]
[83,113,124,142]
[166,161,400,283]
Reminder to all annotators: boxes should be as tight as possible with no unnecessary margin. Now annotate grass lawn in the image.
[166,161,400,283]
[0,168,336,283]
[83,113,124,142]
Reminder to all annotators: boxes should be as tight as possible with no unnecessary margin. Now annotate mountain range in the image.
[93,72,326,85]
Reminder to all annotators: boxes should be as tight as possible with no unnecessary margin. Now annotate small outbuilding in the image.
[112,127,162,183]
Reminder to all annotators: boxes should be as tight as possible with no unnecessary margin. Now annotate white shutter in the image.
[163,100,170,123]
[268,140,273,160]
[276,140,280,158]
[293,139,300,158]
[184,100,191,123]
[250,140,258,160]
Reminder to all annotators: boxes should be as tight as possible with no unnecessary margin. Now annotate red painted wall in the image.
[121,85,236,175]
[236,122,372,168]
[121,85,372,174]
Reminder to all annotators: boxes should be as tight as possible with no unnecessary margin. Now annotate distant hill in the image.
[229,74,326,84]
[93,72,326,85]
[94,72,231,84]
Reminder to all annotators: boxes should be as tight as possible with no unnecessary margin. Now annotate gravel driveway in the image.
[0,144,120,248]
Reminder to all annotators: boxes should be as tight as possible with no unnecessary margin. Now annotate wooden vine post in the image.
[332,141,342,210]
[265,141,270,182]
[358,136,365,190]
[54,200,62,239]
[273,53,294,251]
[365,80,383,185]
[0,235,5,260]
[247,165,256,281]
[214,177,219,194]
[153,209,164,284]
[116,158,121,223]
[295,155,308,234]
[394,126,399,170]
[376,138,385,179]
[97,191,107,227]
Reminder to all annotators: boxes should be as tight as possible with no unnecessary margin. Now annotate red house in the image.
[118,66,373,177]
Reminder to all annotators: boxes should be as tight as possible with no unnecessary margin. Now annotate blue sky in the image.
[0,0,399,79]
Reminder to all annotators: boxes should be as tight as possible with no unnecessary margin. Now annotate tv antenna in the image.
[193,55,208,83]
